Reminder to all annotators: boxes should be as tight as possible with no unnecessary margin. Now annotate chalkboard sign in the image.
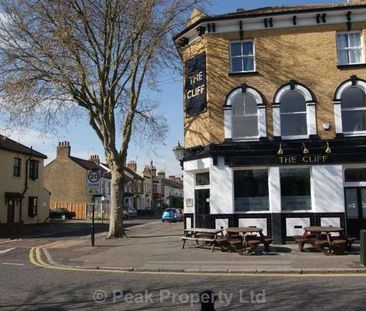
[184,53,207,117]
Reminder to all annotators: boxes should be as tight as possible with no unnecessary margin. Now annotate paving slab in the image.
[43,220,366,274]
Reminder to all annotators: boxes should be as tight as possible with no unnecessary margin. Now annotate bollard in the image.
[200,290,217,311]
[361,230,366,266]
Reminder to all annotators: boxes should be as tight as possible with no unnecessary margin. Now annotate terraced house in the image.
[0,135,49,225]
[175,1,366,243]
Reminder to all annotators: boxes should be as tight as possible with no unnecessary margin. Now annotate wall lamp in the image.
[277,143,284,155]
[325,141,332,154]
[173,141,185,169]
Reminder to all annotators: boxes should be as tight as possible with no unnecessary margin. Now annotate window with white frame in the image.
[232,93,258,139]
[280,90,307,138]
[230,40,255,73]
[341,86,366,133]
[336,31,364,65]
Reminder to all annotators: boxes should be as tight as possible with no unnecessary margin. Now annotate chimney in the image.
[89,154,100,165]
[127,160,137,172]
[158,171,165,178]
[57,141,71,159]
[169,175,175,180]
[187,8,207,26]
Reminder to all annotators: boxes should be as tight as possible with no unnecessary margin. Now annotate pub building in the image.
[174,1,366,243]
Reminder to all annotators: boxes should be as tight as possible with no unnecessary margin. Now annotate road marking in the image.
[0,248,16,255]
[0,239,21,245]
[29,247,366,278]
[2,262,24,266]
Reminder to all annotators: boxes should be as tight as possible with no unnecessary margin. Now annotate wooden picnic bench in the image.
[295,226,355,255]
[181,228,224,252]
[225,227,273,255]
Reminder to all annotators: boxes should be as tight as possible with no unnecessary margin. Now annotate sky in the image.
[3,0,345,176]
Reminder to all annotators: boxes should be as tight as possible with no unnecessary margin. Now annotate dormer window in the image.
[230,40,255,73]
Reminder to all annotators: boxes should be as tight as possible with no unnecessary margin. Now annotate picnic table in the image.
[295,226,355,255]
[181,228,224,252]
[225,227,273,255]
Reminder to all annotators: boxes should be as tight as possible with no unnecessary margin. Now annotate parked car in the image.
[162,208,181,222]
[127,208,137,217]
[49,208,76,220]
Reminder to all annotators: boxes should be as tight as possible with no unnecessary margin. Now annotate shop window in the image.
[195,172,210,186]
[230,40,255,73]
[13,158,21,177]
[336,32,363,65]
[273,81,316,139]
[234,170,269,212]
[280,90,307,138]
[28,197,38,217]
[232,93,258,139]
[345,168,366,182]
[341,87,366,133]
[280,168,311,211]
[29,160,39,180]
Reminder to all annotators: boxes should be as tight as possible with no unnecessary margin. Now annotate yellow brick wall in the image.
[182,22,366,148]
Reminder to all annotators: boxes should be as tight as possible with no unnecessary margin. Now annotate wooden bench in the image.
[332,239,347,255]
[181,237,216,250]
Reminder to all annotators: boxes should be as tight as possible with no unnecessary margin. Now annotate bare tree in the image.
[0,0,205,238]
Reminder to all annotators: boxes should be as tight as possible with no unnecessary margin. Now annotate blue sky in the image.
[4,0,344,176]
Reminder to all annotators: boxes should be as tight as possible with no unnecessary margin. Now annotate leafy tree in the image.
[0,0,205,238]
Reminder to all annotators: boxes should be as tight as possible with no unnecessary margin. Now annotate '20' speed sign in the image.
[88,170,100,183]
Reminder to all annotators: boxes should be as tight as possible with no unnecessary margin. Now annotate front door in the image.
[194,189,210,228]
[345,187,366,238]
[6,198,15,224]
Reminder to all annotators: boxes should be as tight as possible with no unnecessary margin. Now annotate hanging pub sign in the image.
[184,52,207,117]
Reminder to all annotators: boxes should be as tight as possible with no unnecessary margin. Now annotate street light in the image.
[173,141,185,161]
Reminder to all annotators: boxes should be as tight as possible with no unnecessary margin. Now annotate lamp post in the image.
[173,141,185,169]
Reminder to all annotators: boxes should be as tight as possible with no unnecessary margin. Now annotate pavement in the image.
[28,220,366,275]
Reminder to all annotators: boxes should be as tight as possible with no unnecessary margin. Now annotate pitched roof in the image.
[162,178,183,189]
[70,157,111,178]
[0,134,47,159]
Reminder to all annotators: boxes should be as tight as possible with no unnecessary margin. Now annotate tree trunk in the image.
[107,167,126,238]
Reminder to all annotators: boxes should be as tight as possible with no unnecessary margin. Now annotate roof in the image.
[174,2,366,40]
[70,157,143,181]
[70,156,111,177]
[0,134,47,159]
[162,178,183,189]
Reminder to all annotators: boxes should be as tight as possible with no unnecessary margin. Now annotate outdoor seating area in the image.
[182,226,273,255]
[182,226,357,256]
[294,226,357,255]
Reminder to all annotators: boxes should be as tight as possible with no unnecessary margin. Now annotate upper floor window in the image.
[336,32,363,65]
[232,93,258,139]
[230,40,255,73]
[224,85,266,141]
[341,86,366,133]
[334,76,366,136]
[273,81,317,139]
[280,90,307,138]
[13,158,21,177]
[29,160,39,180]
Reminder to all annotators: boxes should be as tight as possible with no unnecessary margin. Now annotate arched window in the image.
[334,76,366,135]
[232,93,258,139]
[280,90,307,138]
[224,85,266,140]
[273,81,317,139]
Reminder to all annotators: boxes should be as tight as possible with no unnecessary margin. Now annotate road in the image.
[1,220,366,310]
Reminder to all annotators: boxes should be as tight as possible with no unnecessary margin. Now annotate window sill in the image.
[228,71,259,76]
[343,132,366,137]
[337,63,366,69]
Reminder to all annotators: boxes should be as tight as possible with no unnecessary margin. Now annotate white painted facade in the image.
[184,156,346,215]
